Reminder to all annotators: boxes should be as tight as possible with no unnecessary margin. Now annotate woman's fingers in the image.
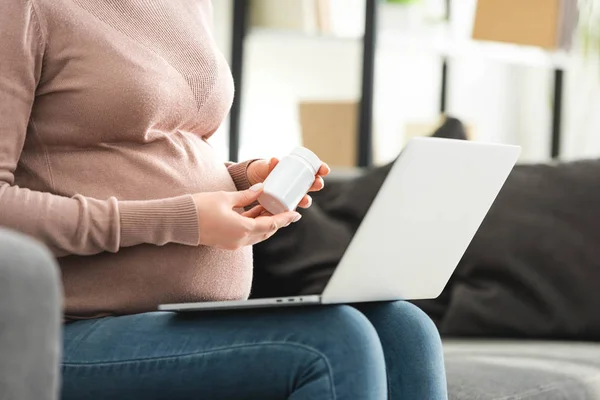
[230,183,264,208]
[241,205,265,218]
[268,158,279,173]
[244,211,301,245]
[308,176,324,192]
[259,209,273,217]
[318,163,331,177]
[256,211,300,231]
[297,195,312,209]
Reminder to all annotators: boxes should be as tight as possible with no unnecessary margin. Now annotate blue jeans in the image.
[61,302,447,399]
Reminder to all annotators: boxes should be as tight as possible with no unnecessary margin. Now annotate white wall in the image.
[562,57,600,161]
[240,31,363,161]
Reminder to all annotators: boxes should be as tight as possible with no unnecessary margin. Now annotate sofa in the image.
[3,227,600,400]
[326,168,600,399]
[4,161,600,399]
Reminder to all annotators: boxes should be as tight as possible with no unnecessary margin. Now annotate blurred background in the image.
[209,0,599,167]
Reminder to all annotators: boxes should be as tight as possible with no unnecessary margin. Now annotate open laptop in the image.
[159,137,521,312]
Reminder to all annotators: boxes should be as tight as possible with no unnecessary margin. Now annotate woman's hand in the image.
[247,158,330,208]
[192,184,301,250]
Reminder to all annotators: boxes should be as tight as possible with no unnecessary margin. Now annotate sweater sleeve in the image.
[0,0,199,257]
[226,160,258,191]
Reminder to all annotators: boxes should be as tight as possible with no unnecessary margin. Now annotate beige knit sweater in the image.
[0,0,256,319]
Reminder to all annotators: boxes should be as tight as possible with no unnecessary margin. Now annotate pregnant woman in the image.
[0,0,447,398]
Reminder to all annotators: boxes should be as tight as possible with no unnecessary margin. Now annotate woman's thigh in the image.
[356,301,448,400]
[61,306,386,400]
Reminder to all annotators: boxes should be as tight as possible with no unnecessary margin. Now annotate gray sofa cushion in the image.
[444,340,600,400]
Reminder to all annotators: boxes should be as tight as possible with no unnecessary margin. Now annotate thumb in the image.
[230,183,263,208]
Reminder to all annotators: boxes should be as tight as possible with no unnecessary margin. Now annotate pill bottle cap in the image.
[290,147,321,174]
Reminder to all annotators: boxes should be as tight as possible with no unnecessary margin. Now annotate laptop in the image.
[159,137,521,312]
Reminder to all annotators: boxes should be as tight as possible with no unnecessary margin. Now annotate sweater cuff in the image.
[118,195,199,248]
[227,160,258,191]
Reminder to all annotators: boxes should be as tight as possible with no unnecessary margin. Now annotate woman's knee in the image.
[357,301,447,398]
[359,301,443,352]
[395,301,442,342]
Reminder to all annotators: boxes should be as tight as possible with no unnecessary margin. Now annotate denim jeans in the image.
[62,301,447,399]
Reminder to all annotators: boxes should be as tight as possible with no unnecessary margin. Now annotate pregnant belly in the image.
[44,133,237,201]
[60,242,253,319]
[36,133,251,318]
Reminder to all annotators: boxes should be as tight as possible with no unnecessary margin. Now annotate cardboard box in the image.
[298,101,358,167]
[250,0,318,33]
[472,0,561,49]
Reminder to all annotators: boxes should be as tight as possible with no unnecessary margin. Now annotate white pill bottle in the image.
[258,147,322,214]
